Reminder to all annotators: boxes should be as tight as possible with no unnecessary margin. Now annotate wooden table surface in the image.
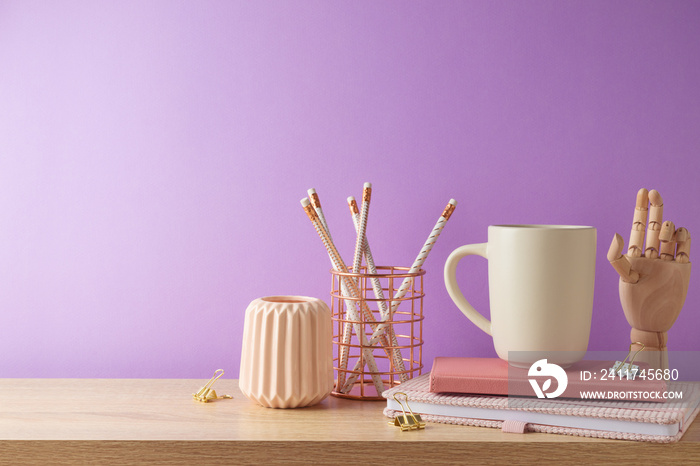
[1,378,699,464]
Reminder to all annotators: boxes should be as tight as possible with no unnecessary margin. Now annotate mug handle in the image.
[444,243,492,336]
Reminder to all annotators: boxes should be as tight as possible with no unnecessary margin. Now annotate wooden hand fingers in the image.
[624,188,690,263]
[651,220,691,263]
[644,190,664,259]
[608,233,640,283]
[659,221,676,261]
[614,188,690,284]
[676,228,691,263]
[627,188,648,257]
[627,188,664,258]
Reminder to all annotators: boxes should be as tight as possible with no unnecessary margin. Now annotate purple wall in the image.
[1,1,699,378]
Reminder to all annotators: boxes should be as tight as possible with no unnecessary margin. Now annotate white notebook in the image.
[383,374,700,442]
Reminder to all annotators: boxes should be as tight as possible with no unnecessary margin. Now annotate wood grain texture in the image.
[2,441,700,465]
[0,379,698,464]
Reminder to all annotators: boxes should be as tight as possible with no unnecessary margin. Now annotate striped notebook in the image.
[383,373,700,443]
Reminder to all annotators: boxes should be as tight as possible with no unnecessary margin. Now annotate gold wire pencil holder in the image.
[330,265,424,400]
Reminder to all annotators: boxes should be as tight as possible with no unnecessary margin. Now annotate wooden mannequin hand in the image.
[607,189,691,357]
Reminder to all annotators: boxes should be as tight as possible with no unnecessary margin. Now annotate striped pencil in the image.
[301,197,385,394]
[347,196,407,381]
[342,199,457,392]
[309,187,396,391]
[307,188,333,242]
[351,183,372,284]
[348,185,392,332]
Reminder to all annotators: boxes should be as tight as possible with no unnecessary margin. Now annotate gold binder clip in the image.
[611,342,645,380]
[404,396,426,429]
[388,392,426,431]
[193,369,232,402]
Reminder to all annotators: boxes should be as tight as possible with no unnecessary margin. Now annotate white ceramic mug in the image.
[444,225,596,367]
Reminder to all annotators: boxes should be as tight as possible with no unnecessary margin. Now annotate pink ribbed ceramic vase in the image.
[239,296,333,408]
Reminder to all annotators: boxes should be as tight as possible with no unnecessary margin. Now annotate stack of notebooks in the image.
[383,357,700,443]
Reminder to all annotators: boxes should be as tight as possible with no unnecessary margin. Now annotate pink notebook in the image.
[430,357,667,401]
